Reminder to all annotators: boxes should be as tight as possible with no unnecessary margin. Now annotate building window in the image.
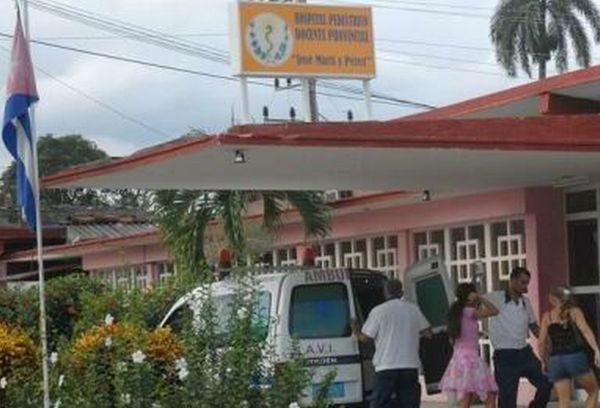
[564,186,600,349]
[413,219,526,363]
[315,243,336,268]
[566,190,597,214]
[370,235,398,276]
[133,266,147,289]
[312,235,398,275]
[341,238,367,269]
[156,262,175,284]
[95,265,150,291]
[271,235,398,275]
[275,247,297,266]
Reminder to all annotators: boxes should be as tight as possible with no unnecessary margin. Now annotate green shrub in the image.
[1,270,330,407]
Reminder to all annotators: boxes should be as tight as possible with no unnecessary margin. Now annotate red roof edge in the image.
[399,64,600,120]
[42,135,219,188]
[3,229,159,261]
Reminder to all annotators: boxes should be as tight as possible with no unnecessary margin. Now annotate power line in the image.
[0,43,172,140]
[377,55,506,77]
[0,33,428,109]
[25,0,433,109]
[27,0,230,64]
[377,38,493,52]
[352,0,494,12]
[325,0,578,24]
[34,33,229,41]
[378,47,499,67]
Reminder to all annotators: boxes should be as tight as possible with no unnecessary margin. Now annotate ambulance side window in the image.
[351,274,386,320]
[289,283,350,339]
[163,306,192,334]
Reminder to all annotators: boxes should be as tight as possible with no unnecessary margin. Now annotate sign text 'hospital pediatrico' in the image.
[231,2,376,78]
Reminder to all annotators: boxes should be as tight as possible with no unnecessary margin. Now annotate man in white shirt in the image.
[486,267,552,408]
[352,279,432,408]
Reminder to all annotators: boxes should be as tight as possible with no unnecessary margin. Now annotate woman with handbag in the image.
[538,285,600,408]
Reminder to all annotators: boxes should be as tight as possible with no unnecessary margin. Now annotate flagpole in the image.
[17,1,51,407]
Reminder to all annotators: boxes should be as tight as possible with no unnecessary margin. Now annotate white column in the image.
[240,77,251,124]
[363,79,373,120]
[301,78,312,122]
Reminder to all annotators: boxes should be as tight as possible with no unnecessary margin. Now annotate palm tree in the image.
[491,0,600,79]
[151,190,330,278]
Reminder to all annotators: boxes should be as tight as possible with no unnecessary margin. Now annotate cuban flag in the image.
[2,12,39,231]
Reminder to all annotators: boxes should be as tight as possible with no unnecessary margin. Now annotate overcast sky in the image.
[1,0,599,171]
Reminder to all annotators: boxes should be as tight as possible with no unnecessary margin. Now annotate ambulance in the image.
[160,256,453,407]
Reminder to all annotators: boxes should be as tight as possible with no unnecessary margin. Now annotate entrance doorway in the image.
[566,188,600,339]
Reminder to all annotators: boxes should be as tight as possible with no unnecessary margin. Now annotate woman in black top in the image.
[538,286,600,408]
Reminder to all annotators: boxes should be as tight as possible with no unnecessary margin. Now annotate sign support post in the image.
[301,78,312,122]
[240,77,251,124]
[231,1,375,124]
[363,79,373,120]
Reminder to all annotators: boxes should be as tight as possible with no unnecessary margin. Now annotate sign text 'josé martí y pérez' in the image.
[230,1,376,79]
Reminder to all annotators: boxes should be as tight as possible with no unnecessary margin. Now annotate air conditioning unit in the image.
[323,190,353,203]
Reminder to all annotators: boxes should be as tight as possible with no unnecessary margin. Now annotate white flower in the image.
[177,367,189,380]
[175,357,189,380]
[104,313,114,326]
[50,352,58,365]
[175,358,187,371]
[58,375,64,388]
[131,350,146,364]
[288,403,300,408]
[104,336,112,348]
[237,307,248,320]
[121,393,131,404]
[0,377,6,389]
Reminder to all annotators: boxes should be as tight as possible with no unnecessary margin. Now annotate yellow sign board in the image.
[230,2,375,78]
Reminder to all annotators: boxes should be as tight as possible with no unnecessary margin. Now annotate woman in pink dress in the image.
[441,283,499,408]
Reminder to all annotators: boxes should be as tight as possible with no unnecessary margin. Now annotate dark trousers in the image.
[371,368,420,408]
[493,346,552,408]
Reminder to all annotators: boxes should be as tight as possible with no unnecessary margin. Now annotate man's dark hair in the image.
[510,266,531,280]
[385,279,403,298]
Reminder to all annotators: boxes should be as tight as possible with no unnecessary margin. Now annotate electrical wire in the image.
[0,32,434,109]
[0,33,425,108]
[0,43,172,140]
[25,0,434,109]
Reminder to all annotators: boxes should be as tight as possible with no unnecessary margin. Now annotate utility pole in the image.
[295,0,319,122]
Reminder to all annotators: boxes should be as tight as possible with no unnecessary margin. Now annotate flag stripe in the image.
[2,14,39,232]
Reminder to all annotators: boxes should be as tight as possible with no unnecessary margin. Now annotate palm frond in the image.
[547,16,569,72]
[282,191,330,239]
[568,0,600,41]
[491,0,600,78]
[491,0,535,77]
[261,191,286,232]
[214,191,247,258]
[151,190,212,277]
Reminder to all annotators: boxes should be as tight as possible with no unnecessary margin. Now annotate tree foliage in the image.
[491,0,600,78]
[0,134,146,219]
[151,190,330,277]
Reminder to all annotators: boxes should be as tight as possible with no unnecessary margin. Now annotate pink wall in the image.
[524,187,569,316]
[82,243,169,271]
[276,189,528,246]
[274,187,568,317]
